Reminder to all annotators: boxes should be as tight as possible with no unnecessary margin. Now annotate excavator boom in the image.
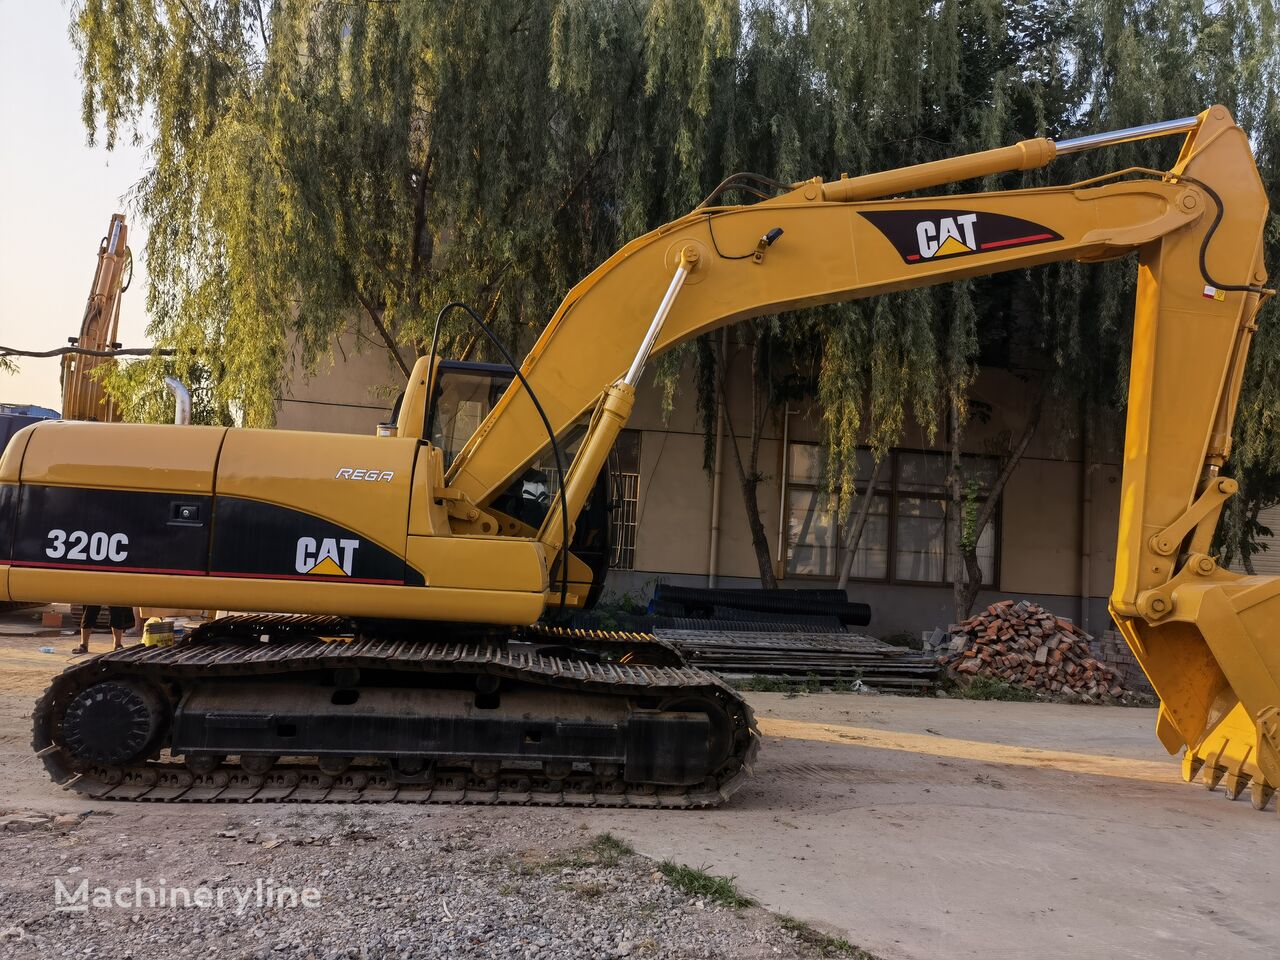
[2,106,1275,809]
[62,214,130,422]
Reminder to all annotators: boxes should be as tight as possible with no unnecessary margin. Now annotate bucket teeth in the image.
[1177,702,1280,812]
[1249,778,1275,812]
[1221,745,1254,800]
[1199,740,1228,791]
[1202,762,1226,790]
[1221,767,1250,800]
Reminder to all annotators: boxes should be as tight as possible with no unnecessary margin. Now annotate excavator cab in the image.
[394,357,613,609]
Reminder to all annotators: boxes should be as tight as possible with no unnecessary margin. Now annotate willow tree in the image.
[786,0,1280,617]
[75,0,1280,614]
[678,0,1076,596]
[73,0,740,424]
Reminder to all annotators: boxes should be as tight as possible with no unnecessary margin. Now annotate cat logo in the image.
[916,213,978,260]
[295,536,360,576]
[859,209,1063,264]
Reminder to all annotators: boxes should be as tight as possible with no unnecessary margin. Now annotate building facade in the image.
[278,331,1139,639]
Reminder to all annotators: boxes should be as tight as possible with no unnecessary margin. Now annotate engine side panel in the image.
[210,496,421,586]
[1,420,550,624]
[12,485,210,575]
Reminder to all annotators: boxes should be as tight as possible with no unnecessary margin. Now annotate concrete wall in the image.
[274,326,401,435]
[1228,503,1280,576]
[617,350,1124,638]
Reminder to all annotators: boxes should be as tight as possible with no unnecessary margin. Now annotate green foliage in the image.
[734,674,800,693]
[72,1,1280,571]
[960,478,986,553]
[777,915,879,960]
[74,0,750,424]
[957,675,1039,702]
[734,672,862,693]
[657,861,757,908]
[94,357,234,426]
[588,832,635,866]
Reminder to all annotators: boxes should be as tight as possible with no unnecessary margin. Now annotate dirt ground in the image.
[1,626,1277,960]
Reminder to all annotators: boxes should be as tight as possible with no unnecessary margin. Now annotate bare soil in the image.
[3,624,1278,960]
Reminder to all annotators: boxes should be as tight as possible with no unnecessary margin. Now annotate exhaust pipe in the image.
[163,377,191,425]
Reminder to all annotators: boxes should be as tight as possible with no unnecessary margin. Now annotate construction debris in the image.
[652,585,871,629]
[661,629,939,692]
[934,600,1135,701]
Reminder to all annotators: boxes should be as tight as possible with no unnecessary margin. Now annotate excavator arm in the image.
[441,105,1276,804]
[62,214,131,422]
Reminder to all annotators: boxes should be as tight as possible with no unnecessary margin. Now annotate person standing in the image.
[72,605,134,654]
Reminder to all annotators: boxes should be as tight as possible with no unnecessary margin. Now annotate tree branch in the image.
[354,292,412,378]
[972,385,1045,537]
[409,145,434,277]
[0,345,174,359]
[837,456,887,590]
[251,0,270,51]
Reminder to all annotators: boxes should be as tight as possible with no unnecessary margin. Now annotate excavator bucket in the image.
[1113,587,1280,811]
[1104,106,1278,812]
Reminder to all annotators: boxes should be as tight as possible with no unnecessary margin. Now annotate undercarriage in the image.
[33,616,758,806]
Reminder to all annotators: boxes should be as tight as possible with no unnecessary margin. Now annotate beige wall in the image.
[1000,457,1081,596]
[619,348,1124,632]
[275,326,401,435]
[1229,503,1280,576]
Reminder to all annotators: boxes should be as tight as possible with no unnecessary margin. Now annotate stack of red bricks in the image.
[941,600,1132,700]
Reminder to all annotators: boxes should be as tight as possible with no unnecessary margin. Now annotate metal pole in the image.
[775,405,793,571]
[707,327,727,587]
[164,377,191,425]
[1054,116,1199,155]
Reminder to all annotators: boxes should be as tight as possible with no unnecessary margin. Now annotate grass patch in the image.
[513,833,635,876]
[735,672,863,694]
[778,915,878,959]
[557,880,607,899]
[955,675,1038,702]
[589,832,634,866]
[657,862,756,908]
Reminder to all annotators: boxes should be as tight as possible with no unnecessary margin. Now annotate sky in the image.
[0,1,152,411]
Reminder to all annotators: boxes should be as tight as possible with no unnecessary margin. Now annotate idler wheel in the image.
[185,753,225,775]
[318,756,352,776]
[62,681,165,766]
[240,755,278,776]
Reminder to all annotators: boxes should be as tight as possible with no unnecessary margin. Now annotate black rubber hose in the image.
[1173,175,1272,295]
[422,302,571,616]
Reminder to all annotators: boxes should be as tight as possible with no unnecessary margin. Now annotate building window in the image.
[785,445,998,586]
[610,430,642,570]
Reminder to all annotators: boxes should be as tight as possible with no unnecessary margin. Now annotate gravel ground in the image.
[0,806,830,960]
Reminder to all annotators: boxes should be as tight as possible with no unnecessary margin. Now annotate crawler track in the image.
[32,617,758,807]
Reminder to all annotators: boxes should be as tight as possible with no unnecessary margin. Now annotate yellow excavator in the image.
[1,105,1274,809]
[62,213,132,423]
